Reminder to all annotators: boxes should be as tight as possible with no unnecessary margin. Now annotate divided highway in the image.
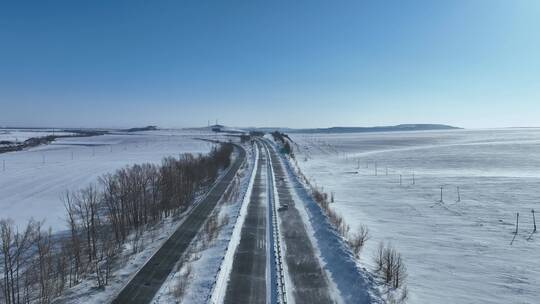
[222,139,335,304]
[113,139,338,304]
[112,145,246,304]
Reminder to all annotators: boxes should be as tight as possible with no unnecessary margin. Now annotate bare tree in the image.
[34,222,54,304]
[1,219,35,304]
[348,225,370,258]
[373,242,407,289]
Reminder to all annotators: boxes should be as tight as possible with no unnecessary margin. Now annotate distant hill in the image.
[251,124,461,134]
[123,126,158,132]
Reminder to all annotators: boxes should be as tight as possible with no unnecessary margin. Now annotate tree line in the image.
[0,143,233,304]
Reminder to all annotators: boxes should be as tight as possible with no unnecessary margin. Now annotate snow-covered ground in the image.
[0,128,74,143]
[290,129,540,304]
[0,129,215,231]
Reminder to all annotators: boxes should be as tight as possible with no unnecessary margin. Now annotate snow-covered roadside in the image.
[52,148,238,304]
[53,215,189,304]
[268,139,383,304]
[153,143,257,304]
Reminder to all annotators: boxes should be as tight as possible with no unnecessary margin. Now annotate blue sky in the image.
[1,0,539,128]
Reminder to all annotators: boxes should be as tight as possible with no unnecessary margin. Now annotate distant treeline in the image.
[0,143,233,304]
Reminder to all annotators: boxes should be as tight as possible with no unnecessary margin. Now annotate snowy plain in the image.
[0,128,74,143]
[0,129,216,231]
[291,129,540,304]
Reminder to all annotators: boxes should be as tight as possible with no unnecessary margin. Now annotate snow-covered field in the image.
[0,128,74,143]
[291,129,540,304]
[0,130,215,231]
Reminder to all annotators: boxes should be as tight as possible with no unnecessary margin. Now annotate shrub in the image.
[373,242,407,289]
[173,265,192,299]
[348,225,370,258]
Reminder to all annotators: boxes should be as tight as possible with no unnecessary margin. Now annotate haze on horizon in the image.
[1,1,539,129]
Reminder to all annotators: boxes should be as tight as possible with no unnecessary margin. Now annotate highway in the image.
[113,139,337,304]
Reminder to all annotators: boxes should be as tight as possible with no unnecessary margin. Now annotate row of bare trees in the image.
[0,144,233,304]
[0,220,63,304]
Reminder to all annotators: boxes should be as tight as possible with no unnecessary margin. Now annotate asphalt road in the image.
[112,145,246,304]
[264,140,335,304]
[224,142,268,304]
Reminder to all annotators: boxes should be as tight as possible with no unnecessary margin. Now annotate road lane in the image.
[224,142,268,304]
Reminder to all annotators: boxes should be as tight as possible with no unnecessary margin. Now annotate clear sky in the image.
[1,0,539,129]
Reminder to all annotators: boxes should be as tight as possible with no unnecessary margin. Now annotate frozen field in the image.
[291,129,540,304]
[0,130,216,231]
[0,128,74,143]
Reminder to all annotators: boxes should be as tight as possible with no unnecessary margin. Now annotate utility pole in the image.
[439,186,443,202]
[532,209,537,233]
[457,186,461,202]
[412,172,415,185]
[515,212,520,234]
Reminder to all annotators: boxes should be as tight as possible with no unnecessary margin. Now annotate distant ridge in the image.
[252,124,461,134]
[123,125,158,132]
